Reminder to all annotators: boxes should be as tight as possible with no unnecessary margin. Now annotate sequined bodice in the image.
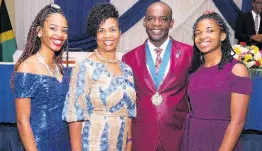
[14,72,71,151]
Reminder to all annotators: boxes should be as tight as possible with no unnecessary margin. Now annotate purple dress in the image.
[182,59,252,151]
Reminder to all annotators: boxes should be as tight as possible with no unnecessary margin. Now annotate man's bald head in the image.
[143,1,174,47]
[146,2,172,19]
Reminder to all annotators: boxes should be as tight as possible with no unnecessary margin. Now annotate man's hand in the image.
[251,34,262,42]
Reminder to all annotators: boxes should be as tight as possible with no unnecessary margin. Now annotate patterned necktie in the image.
[255,14,259,34]
[154,48,163,75]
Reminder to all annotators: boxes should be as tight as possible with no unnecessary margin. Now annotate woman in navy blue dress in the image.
[11,4,71,151]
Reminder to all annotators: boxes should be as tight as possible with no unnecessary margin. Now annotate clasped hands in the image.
[251,34,262,43]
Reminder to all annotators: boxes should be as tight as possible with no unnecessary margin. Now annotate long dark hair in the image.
[11,4,68,89]
[189,12,234,74]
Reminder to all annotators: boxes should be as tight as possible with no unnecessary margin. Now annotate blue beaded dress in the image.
[14,72,71,151]
[62,58,137,151]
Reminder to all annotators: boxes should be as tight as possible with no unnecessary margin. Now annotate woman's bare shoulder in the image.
[16,55,38,73]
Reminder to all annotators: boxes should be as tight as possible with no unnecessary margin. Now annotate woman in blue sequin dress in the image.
[62,3,136,151]
[11,4,71,151]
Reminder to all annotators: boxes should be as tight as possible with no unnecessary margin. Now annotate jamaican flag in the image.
[0,0,16,62]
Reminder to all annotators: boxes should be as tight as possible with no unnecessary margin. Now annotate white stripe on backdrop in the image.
[14,0,242,52]
[111,0,243,52]
[15,0,54,50]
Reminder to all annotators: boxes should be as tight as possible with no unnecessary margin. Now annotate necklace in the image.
[94,49,119,64]
[36,52,59,77]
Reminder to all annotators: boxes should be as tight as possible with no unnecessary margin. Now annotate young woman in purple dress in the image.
[182,12,253,151]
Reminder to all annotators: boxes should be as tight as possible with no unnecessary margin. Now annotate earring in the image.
[37,26,42,38]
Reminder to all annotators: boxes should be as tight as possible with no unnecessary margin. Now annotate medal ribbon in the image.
[146,40,171,89]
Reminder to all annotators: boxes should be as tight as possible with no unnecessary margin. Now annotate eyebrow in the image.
[146,15,170,18]
[195,27,214,30]
[195,26,215,32]
[50,24,68,28]
[99,25,117,29]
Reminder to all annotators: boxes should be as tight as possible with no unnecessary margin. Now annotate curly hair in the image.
[189,12,234,74]
[11,4,68,89]
[86,3,119,38]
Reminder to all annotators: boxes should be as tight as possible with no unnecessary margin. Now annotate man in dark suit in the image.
[235,0,262,49]
[122,2,192,151]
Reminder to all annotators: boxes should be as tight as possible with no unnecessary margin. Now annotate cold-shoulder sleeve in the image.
[14,73,39,98]
[230,73,253,95]
[62,61,91,122]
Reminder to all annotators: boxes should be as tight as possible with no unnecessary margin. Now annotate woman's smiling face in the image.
[194,18,226,55]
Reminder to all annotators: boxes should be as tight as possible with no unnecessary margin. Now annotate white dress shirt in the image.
[252,10,261,34]
[146,37,171,81]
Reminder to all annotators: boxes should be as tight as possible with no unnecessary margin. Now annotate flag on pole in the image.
[0,0,17,62]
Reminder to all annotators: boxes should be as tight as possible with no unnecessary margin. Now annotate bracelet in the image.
[126,138,132,144]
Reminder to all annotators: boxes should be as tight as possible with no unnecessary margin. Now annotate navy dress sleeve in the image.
[14,72,39,98]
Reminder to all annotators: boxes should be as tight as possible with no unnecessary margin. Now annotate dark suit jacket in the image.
[235,12,262,49]
[122,38,193,151]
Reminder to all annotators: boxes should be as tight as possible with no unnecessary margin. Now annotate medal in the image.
[151,92,162,106]
[146,39,172,107]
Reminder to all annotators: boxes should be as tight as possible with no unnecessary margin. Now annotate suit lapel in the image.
[248,12,256,34]
[140,41,156,92]
[259,13,262,34]
[159,40,180,91]
[141,39,181,92]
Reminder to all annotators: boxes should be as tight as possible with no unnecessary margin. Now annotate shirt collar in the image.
[252,10,260,17]
[147,37,170,52]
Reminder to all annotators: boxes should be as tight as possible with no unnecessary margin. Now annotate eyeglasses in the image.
[255,2,262,4]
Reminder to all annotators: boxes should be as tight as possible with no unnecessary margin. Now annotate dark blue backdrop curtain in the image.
[212,0,241,30]
[119,0,159,34]
[55,0,250,50]
[55,0,159,51]
[242,0,253,13]
[54,0,109,38]
[54,0,109,51]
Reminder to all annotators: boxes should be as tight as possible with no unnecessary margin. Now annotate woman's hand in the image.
[126,141,132,151]
[203,10,213,15]
[126,118,133,151]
